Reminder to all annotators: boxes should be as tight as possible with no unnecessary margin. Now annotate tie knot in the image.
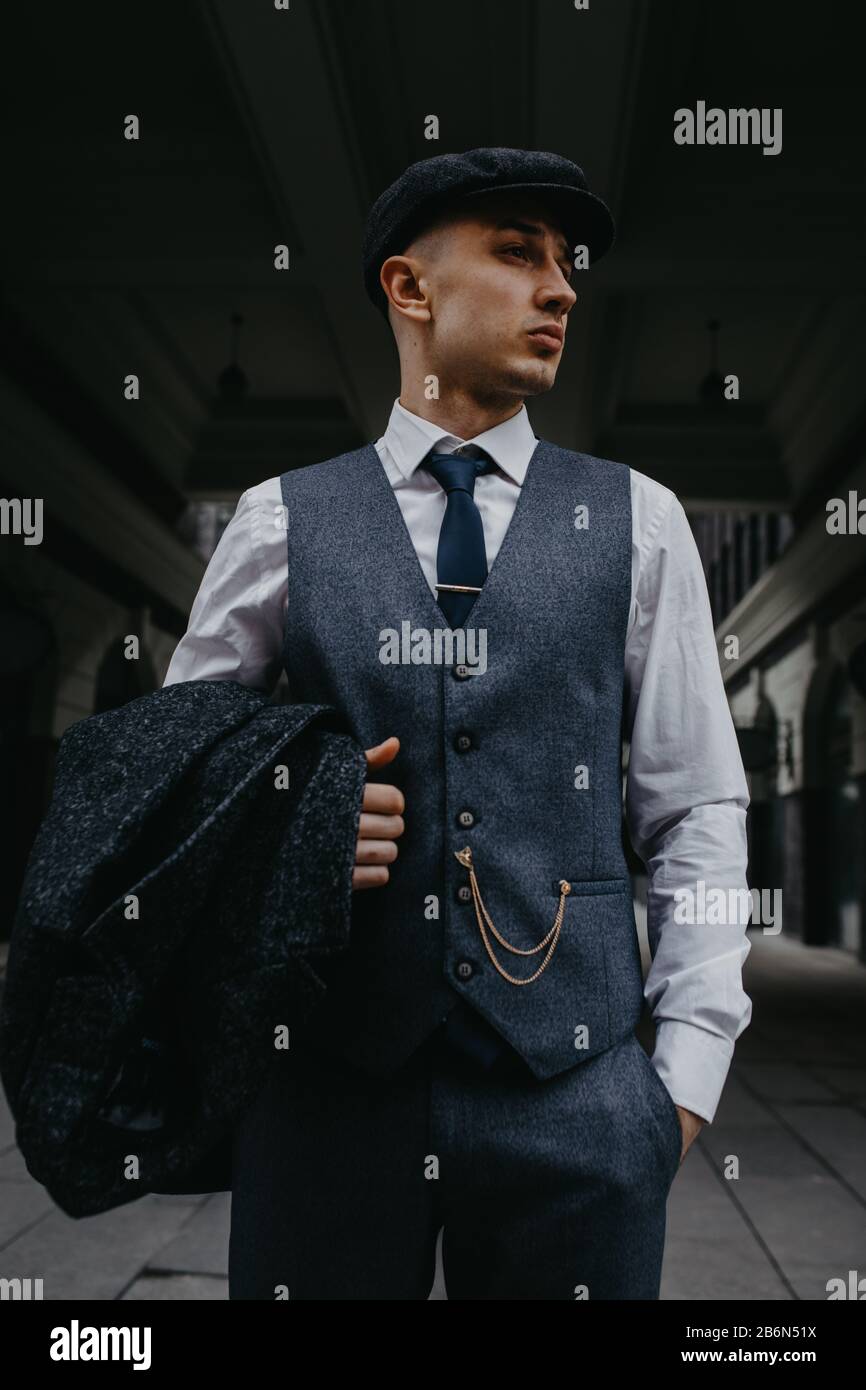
[422,449,496,496]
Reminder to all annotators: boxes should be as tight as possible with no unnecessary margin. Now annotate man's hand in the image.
[352,736,405,891]
[673,1105,706,1164]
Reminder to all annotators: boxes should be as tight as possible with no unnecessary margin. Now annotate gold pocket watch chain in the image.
[454,846,572,986]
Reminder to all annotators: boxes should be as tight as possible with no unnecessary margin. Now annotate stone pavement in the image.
[1,926,864,1300]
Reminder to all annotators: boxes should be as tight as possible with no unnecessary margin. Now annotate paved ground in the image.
[1,925,864,1300]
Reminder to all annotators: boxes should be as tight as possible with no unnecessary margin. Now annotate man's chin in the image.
[466,356,558,401]
[509,358,558,396]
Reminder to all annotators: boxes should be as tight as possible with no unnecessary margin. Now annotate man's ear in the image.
[381,254,431,326]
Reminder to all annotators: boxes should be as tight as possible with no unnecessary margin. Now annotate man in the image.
[164,147,751,1300]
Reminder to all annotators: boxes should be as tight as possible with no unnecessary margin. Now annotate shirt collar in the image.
[380,396,538,486]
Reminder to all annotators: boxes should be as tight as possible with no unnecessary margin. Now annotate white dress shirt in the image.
[164,395,752,1123]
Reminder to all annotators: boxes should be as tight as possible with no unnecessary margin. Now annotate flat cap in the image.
[362,145,616,320]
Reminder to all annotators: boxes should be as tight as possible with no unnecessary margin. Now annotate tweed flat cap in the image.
[362,146,616,320]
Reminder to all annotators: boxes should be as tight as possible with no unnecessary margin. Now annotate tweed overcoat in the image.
[0,679,367,1218]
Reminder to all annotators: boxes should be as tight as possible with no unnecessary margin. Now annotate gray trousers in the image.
[228,1023,682,1300]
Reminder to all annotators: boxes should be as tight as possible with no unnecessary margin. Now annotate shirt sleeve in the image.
[623,485,752,1124]
[162,485,287,694]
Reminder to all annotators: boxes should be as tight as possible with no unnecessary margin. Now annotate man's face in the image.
[389,190,579,400]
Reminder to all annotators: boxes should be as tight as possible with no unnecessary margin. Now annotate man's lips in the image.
[527,324,564,350]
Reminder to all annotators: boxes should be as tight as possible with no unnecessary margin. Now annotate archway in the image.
[803,661,864,953]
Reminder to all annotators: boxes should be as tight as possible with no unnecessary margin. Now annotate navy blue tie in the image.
[422,449,497,627]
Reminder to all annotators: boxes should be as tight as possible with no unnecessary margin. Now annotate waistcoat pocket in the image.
[550,877,630,896]
[490,880,642,1069]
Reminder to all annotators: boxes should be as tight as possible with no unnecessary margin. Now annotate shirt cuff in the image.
[650,1019,735,1124]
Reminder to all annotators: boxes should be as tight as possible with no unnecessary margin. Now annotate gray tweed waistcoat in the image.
[278,438,643,1080]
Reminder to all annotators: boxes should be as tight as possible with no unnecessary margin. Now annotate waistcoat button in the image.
[455,960,474,981]
[456,808,476,828]
[454,732,473,752]
[456,885,472,903]
[453,664,472,680]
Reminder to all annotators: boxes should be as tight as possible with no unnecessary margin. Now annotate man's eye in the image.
[504,244,572,282]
